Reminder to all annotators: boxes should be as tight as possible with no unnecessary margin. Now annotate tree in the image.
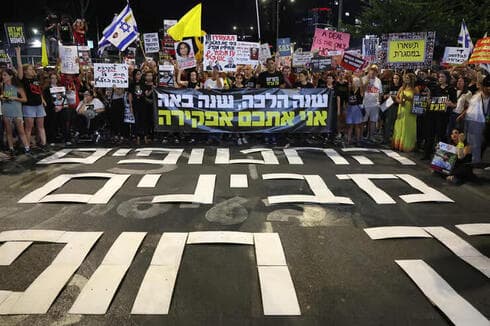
[346,0,489,46]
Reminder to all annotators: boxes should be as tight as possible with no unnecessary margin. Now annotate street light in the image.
[345,12,350,17]
[32,28,39,35]
[233,25,237,31]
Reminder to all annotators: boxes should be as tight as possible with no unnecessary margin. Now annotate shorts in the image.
[363,105,379,123]
[22,105,46,118]
[346,105,363,125]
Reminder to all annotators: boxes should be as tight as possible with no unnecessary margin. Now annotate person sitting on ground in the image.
[75,90,105,136]
[446,128,473,184]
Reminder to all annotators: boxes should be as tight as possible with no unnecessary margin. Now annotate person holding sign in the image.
[15,47,47,150]
[392,73,418,152]
[422,71,456,160]
[446,128,473,183]
[1,69,30,156]
[362,65,383,142]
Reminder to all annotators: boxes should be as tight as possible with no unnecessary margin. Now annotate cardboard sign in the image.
[204,34,238,72]
[340,52,366,71]
[311,28,350,56]
[292,52,313,67]
[442,47,470,65]
[469,37,490,64]
[4,23,25,45]
[431,142,458,175]
[60,45,80,74]
[310,57,332,72]
[94,63,128,88]
[362,37,379,62]
[78,46,92,67]
[277,38,291,57]
[175,39,196,70]
[235,41,260,66]
[144,33,160,54]
[158,65,175,87]
[259,43,272,64]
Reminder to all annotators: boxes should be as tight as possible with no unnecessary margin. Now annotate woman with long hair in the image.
[15,46,47,150]
[1,69,30,156]
[345,75,364,145]
[392,73,418,152]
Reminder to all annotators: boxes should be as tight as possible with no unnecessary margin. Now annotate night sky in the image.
[1,0,361,45]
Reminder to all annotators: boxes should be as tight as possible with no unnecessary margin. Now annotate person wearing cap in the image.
[362,65,383,142]
[463,75,490,163]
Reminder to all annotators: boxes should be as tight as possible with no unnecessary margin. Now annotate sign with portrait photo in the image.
[203,34,237,72]
[235,41,260,66]
[174,39,196,70]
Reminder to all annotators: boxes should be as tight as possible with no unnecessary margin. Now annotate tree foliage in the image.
[347,0,489,46]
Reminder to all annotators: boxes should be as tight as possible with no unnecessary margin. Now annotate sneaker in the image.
[65,141,72,146]
[242,137,248,144]
[237,138,243,145]
[8,148,16,158]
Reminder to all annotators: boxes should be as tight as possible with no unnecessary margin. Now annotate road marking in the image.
[337,174,398,204]
[38,148,111,165]
[112,148,131,157]
[187,231,253,245]
[258,266,301,316]
[152,175,216,204]
[456,223,490,236]
[137,174,161,188]
[230,174,248,188]
[188,148,204,164]
[351,155,374,165]
[364,227,432,240]
[254,233,287,266]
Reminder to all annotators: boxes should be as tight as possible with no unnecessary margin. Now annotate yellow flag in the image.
[168,3,206,41]
[41,35,49,67]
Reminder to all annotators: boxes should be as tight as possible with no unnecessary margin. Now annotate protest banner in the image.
[469,37,490,64]
[155,88,329,133]
[235,41,260,66]
[311,28,350,57]
[94,63,128,88]
[292,52,313,68]
[175,39,196,70]
[429,96,449,112]
[442,47,470,65]
[144,33,160,54]
[362,37,379,63]
[377,32,435,69]
[310,56,332,72]
[158,64,175,87]
[4,23,25,45]
[411,95,429,115]
[340,52,366,71]
[204,34,237,72]
[431,142,458,175]
[259,43,272,64]
[59,45,79,74]
[78,46,92,68]
[277,38,291,57]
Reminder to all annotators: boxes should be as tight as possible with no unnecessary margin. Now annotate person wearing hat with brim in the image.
[463,75,490,163]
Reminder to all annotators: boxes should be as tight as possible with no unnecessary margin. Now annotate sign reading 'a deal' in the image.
[311,28,350,56]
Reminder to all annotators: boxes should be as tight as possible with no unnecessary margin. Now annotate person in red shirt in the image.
[73,19,87,46]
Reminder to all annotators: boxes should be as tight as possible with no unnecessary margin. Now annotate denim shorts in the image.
[22,105,46,118]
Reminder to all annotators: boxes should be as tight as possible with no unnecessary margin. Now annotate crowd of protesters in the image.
[0,16,489,184]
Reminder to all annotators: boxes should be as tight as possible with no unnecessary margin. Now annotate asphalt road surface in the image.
[0,144,489,326]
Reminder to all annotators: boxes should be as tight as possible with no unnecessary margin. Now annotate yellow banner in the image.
[388,39,426,63]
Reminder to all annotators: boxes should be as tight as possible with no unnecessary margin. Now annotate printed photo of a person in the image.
[250,47,259,60]
[176,41,192,59]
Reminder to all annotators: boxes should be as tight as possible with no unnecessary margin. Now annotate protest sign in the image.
[94,63,128,88]
[50,87,67,111]
[204,34,237,72]
[4,23,25,45]
[411,95,429,115]
[442,47,470,65]
[277,56,292,69]
[144,33,160,54]
[162,19,177,55]
[469,37,490,64]
[362,37,379,62]
[78,46,92,68]
[259,43,272,64]
[235,41,260,66]
[59,45,79,74]
[431,142,458,175]
[340,52,366,71]
[311,28,350,56]
[429,96,449,112]
[310,56,332,72]
[277,38,291,57]
[0,49,11,67]
[175,39,196,70]
[123,94,135,124]
[292,52,313,67]
[158,65,175,87]
[378,32,435,69]
[380,97,394,112]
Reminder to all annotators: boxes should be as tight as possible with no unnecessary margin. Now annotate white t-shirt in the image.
[453,90,472,114]
[77,98,105,114]
[465,93,490,123]
[204,78,224,90]
[362,76,382,107]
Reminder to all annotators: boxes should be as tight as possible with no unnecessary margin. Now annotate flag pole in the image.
[138,38,147,59]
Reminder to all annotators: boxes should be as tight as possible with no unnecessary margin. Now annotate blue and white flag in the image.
[98,4,139,54]
[457,20,474,51]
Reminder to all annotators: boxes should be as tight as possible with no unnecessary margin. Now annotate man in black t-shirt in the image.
[45,13,59,63]
[256,58,285,89]
[243,66,257,88]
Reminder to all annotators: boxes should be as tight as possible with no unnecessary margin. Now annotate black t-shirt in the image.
[187,81,201,89]
[335,81,349,103]
[59,23,72,44]
[22,78,43,106]
[257,71,284,88]
[347,88,363,106]
[243,77,257,88]
[317,78,327,88]
[430,85,457,112]
[45,17,58,39]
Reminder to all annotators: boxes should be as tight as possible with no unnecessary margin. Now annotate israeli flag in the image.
[98,4,139,53]
[457,20,474,51]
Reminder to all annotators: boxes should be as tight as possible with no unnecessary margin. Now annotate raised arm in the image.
[15,47,23,80]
